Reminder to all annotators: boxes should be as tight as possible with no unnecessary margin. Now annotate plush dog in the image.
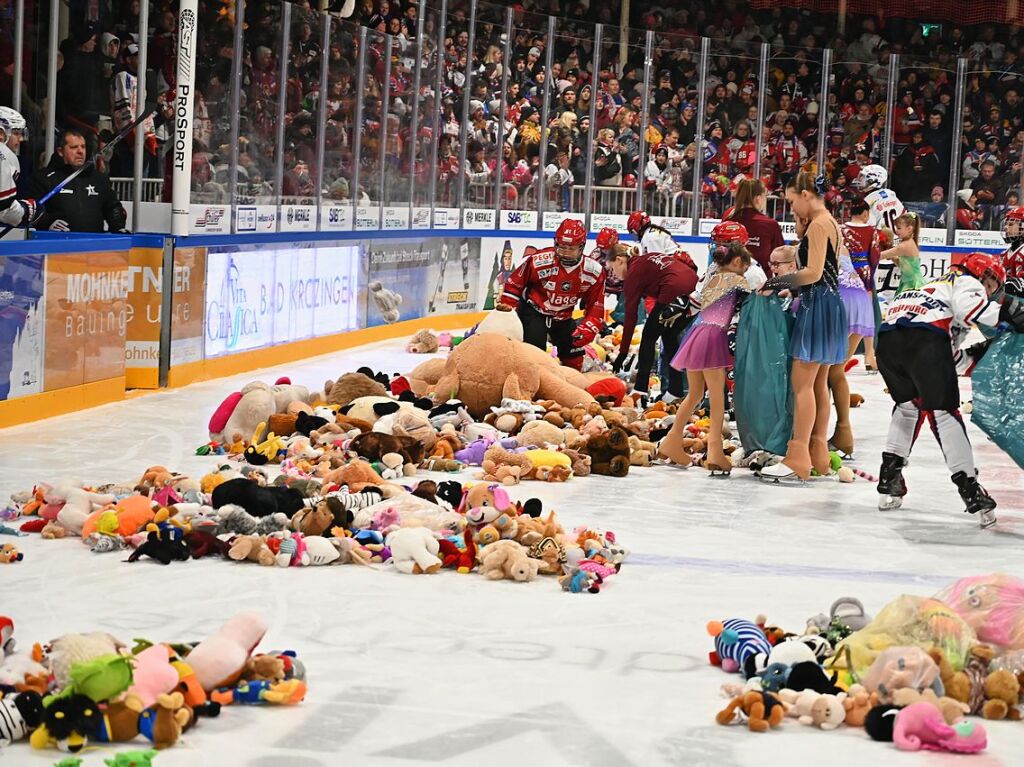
[349,432,425,466]
[715,690,785,733]
[30,693,102,752]
[211,479,305,518]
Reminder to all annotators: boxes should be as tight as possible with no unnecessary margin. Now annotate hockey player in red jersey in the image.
[497,218,606,370]
[1001,206,1024,280]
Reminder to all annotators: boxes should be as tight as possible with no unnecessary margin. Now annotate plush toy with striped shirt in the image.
[707,618,773,675]
[0,690,43,746]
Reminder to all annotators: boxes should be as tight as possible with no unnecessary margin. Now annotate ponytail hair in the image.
[894,212,920,242]
[733,178,766,214]
[786,170,828,197]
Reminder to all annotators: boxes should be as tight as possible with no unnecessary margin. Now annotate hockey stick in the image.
[1,108,157,239]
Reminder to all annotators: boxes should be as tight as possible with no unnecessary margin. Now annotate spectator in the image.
[726,178,784,275]
[28,128,127,233]
[892,129,942,202]
[922,109,953,168]
[972,159,1006,206]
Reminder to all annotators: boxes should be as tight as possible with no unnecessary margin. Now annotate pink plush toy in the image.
[370,507,401,534]
[126,644,180,707]
[894,702,987,753]
[938,574,1024,650]
[185,612,268,691]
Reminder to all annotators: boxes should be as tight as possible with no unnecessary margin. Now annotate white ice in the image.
[2,340,1023,766]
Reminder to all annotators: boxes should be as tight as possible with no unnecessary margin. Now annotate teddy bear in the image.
[320,461,396,495]
[580,425,631,477]
[369,281,402,323]
[841,683,877,727]
[406,329,439,354]
[515,419,565,448]
[227,536,276,565]
[627,435,656,466]
[478,540,540,582]
[516,510,564,547]
[388,408,437,452]
[943,645,1023,720]
[428,333,601,418]
[385,527,441,574]
[890,687,969,724]
[324,373,389,407]
[479,444,533,485]
[349,432,425,467]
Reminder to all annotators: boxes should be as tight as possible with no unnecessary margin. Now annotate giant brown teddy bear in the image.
[412,333,619,418]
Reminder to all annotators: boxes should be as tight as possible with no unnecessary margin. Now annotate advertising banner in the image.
[204,243,361,358]
[477,236,551,311]
[171,246,206,367]
[365,237,482,326]
[280,205,317,232]
[124,246,164,387]
[189,204,230,234]
[0,254,45,402]
[500,209,539,231]
[320,203,354,231]
[235,205,278,233]
[44,251,129,391]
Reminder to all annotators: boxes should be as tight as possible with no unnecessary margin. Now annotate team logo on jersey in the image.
[543,281,556,291]
[560,281,572,292]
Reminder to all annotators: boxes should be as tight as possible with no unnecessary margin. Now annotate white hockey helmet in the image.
[0,107,26,143]
[857,164,887,192]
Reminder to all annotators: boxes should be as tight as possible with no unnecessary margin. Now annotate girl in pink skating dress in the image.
[657,243,753,474]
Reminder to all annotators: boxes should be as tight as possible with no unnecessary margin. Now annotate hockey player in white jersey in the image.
[857,164,905,230]
[0,107,39,229]
[626,210,677,255]
[875,252,1006,526]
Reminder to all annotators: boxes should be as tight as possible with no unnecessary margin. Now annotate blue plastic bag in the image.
[972,331,1024,470]
[734,293,793,456]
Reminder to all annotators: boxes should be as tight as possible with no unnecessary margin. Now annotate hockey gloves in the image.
[571,318,600,348]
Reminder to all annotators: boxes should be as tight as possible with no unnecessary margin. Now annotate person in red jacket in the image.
[725,178,785,275]
[497,218,606,370]
[608,245,699,402]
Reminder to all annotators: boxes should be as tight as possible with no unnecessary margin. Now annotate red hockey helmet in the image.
[626,210,650,236]
[596,226,619,250]
[711,220,749,246]
[961,252,1006,294]
[1002,206,1024,243]
[554,218,586,266]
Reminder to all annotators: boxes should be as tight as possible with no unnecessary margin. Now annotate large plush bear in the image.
[426,333,605,418]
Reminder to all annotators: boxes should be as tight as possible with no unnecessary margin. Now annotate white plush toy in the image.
[474,308,524,342]
[385,527,442,574]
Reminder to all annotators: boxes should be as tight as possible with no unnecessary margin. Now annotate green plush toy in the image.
[53,759,84,767]
[104,750,159,767]
[66,653,134,702]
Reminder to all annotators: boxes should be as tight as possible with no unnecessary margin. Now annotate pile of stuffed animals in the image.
[0,612,304,759]
[711,574,1024,754]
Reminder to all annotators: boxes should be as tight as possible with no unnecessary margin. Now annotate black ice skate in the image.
[952,471,997,529]
[877,452,907,511]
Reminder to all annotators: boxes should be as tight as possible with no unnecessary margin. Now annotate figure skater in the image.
[828,235,876,458]
[656,242,752,474]
[761,172,849,482]
[881,212,924,295]
[841,199,883,371]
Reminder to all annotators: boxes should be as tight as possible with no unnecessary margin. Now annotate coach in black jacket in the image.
[28,128,128,233]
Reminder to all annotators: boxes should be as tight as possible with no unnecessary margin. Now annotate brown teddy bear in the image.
[349,432,425,467]
[581,425,631,477]
[628,435,656,466]
[325,373,389,407]
[941,645,1022,720]
[228,535,275,566]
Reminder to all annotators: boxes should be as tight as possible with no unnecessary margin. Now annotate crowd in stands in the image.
[7,0,1024,229]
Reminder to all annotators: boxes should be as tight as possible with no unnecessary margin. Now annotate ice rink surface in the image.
[2,339,1023,766]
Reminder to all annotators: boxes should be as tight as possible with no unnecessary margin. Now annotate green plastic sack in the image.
[734,293,793,456]
[972,331,1024,470]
